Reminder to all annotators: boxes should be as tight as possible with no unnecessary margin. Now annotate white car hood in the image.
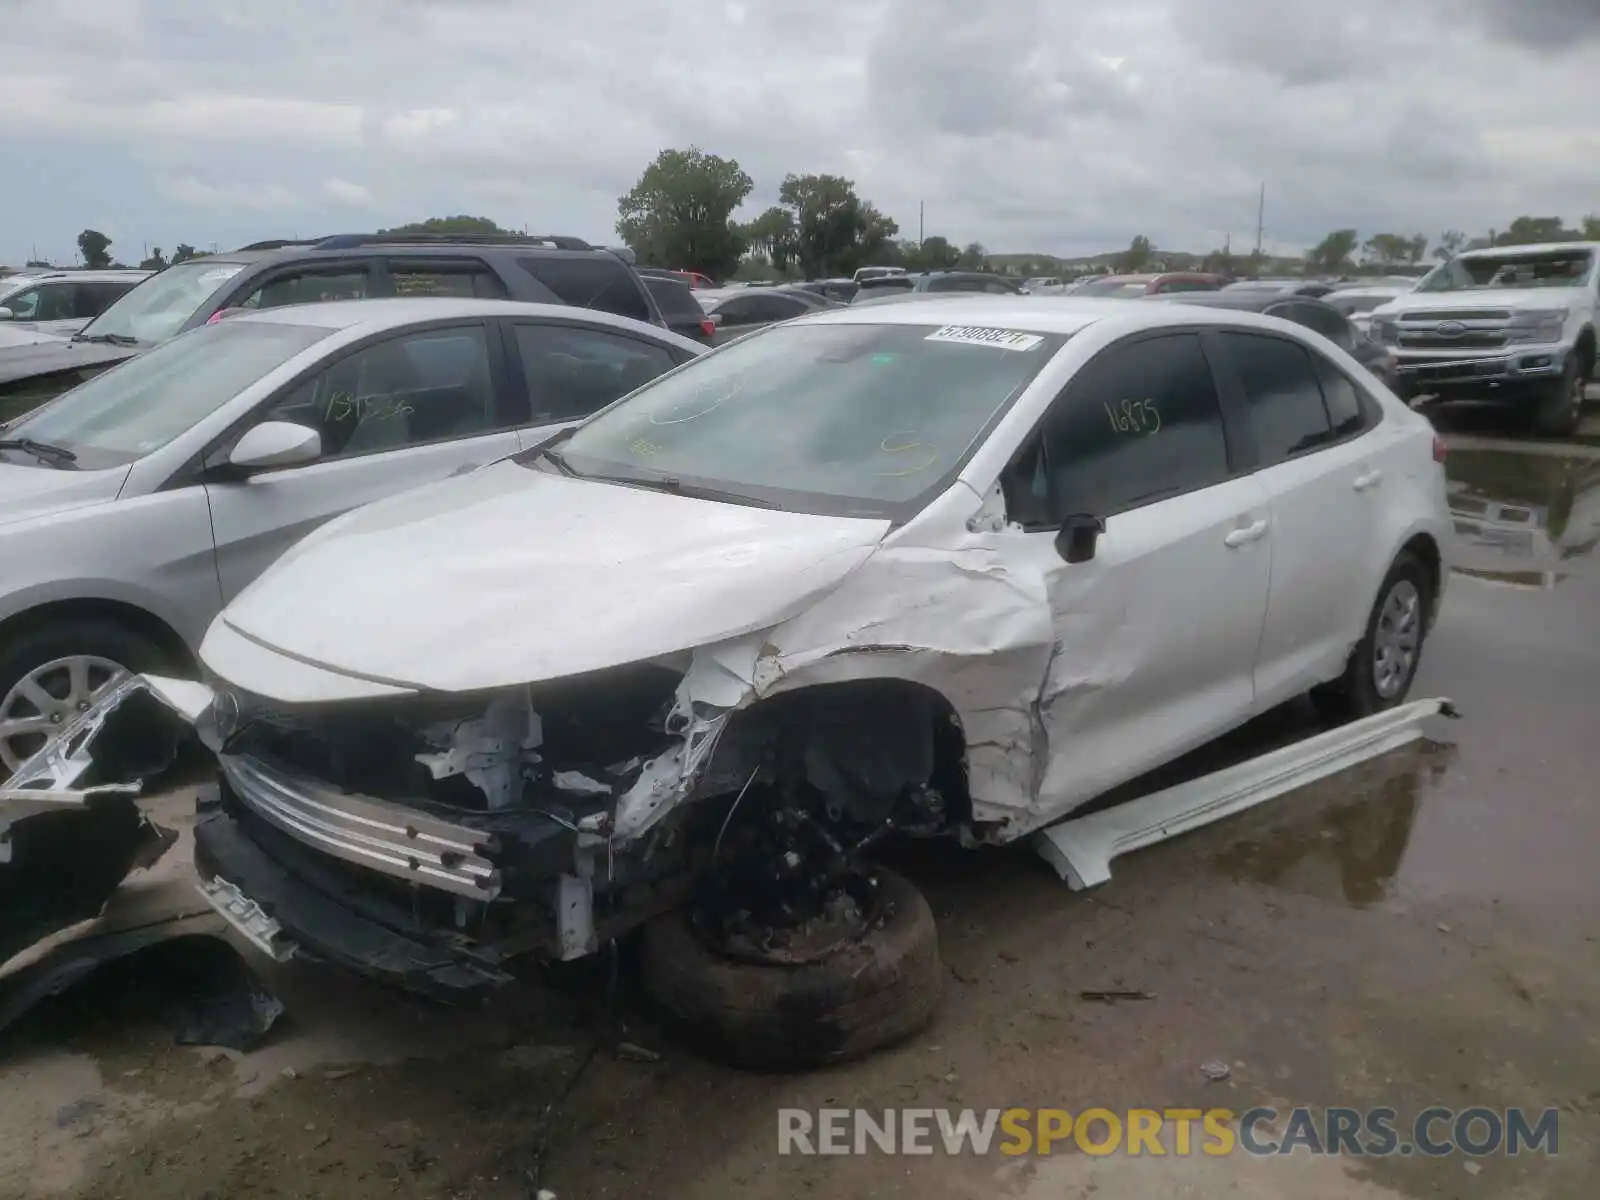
[217,460,892,693]
[0,463,130,529]
[1378,286,1585,314]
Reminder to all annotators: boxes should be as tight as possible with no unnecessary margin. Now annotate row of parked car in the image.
[0,230,1586,1069]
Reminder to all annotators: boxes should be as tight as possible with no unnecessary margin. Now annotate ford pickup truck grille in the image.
[1400,309,1513,323]
[1399,330,1508,350]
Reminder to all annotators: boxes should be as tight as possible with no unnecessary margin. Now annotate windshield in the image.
[6,319,333,468]
[541,321,1068,517]
[77,260,246,344]
[1416,250,1594,293]
[1078,279,1151,298]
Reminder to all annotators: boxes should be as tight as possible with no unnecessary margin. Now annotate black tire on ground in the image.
[1531,353,1585,438]
[0,615,173,770]
[639,867,942,1071]
[1310,552,1432,725]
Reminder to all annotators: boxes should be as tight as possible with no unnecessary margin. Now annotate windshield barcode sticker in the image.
[925,325,1044,352]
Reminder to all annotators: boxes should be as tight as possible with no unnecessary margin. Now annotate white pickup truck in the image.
[1370,241,1597,437]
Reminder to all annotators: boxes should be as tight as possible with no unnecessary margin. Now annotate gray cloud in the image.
[1,0,1597,266]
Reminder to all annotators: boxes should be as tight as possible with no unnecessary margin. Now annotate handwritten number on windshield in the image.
[873,432,941,477]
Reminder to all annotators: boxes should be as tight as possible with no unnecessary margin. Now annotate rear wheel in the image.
[1311,553,1432,724]
[0,617,171,774]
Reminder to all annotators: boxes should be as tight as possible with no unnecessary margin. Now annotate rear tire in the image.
[1311,553,1432,725]
[640,867,942,1071]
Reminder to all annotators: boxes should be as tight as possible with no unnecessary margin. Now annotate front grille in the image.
[1399,331,1508,350]
[1401,309,1512,322]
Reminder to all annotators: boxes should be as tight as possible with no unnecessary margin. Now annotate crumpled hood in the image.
[216,460,892,693]
[0,464,130,529]
[0,336,135,387]
[1375,286,1586,316]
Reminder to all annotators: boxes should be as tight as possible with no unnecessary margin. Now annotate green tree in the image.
[171,243,200,263]
[958,241,988,270]
[1433,230,1466,260]
[1119,234,1153,272]
[77,229,112,269]
[616,146,753,280]
[1406,233,1429,263]
[742,206,798,273]
[915,235,961,270]
[381,215,514,236]
[1361,233,1411,265]
[772,173,899,278]
[139,246,168,271]
[1580,214,1600,240]
[1307,229,1359,273]
[1496,216,1574,245]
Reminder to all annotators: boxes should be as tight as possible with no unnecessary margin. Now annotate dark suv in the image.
[0,233,666,424]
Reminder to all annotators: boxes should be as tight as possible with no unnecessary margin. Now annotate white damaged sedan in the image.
[5,297,1455,1067]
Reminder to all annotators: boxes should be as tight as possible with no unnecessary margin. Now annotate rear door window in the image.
[386,258,508,298]
[1220,331,1335,464]
[1275,300,1356,352]
[75,281,138,317]
[518,256,651,323]
[511,322,677,422]
[642,276,704,319]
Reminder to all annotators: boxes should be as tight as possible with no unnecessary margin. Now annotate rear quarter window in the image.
[518,256,651,323]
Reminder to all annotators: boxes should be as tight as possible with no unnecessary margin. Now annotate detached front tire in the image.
[640,867,942,1071]
[1311,552,1432,725]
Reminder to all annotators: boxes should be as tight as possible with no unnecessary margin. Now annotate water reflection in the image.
[1446,447,1600,588]
[1212,741,1453,907]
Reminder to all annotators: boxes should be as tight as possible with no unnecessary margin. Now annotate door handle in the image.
[1353,468,1383,492]
[1224,519,1270,547]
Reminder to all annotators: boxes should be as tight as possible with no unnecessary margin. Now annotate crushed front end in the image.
[180,661,733,996]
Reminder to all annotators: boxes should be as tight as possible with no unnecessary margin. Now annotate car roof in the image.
[229,297,678,339]
[2,268,150,283]
[794,294,1290,336]
[1453,241,1599,259]
[1141,291,1329,314]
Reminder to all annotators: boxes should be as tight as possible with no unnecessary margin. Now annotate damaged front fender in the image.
[0,674,206,967]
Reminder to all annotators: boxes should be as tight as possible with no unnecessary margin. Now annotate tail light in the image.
[1432,434,1448,463]
[699,318,716,339]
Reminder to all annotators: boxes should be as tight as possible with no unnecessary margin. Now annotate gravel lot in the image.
[2,400,1598,1200]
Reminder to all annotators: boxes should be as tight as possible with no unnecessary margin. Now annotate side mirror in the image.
[227,420,322,472]
[1054,514,1106,564]
[0,307,13,321]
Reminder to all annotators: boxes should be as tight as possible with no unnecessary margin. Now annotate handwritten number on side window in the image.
[1103,399,1161,435]
[325,391,413,423]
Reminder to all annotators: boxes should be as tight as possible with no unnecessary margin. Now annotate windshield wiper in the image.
[537,445,578,476]
[0,438,78,467]
[581,472,780,509]
[70,332,139,346]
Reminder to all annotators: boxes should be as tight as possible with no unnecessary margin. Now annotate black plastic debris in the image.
[0,925,283,1052]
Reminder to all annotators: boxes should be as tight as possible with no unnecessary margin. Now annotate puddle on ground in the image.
[1445,444,1600,587]
[1211,741,1450,908]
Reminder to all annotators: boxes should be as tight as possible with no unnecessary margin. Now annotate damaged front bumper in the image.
[0,675,195,967]
[21,673,708,994]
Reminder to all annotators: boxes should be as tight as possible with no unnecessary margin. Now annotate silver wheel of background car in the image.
[1371,580,1421,700]
[0,655,129,773]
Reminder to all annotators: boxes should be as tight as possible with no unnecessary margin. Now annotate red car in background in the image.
[1075,272,1229,297]
[669,270,717,290]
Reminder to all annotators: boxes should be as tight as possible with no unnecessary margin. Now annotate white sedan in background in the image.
[0,298,703,773]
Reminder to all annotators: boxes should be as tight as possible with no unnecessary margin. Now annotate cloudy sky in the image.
[4,0,1598,266]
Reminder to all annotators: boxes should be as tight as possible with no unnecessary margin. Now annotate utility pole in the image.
[918,201,924,247]
[1253,182,1265,258]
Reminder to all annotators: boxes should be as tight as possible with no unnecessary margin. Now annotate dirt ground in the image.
[2,402,1598,1200]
